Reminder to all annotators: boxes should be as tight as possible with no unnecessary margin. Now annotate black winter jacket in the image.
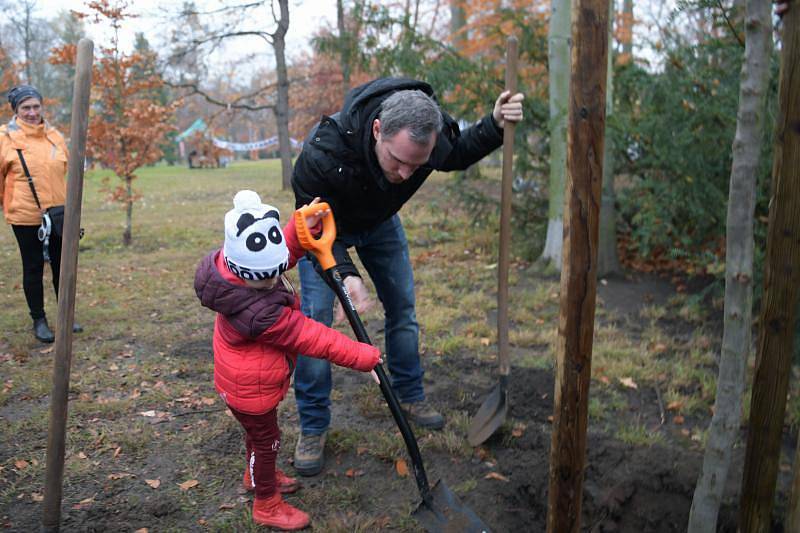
[291,77,504,277]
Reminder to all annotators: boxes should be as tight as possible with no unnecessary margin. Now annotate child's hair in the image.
[223,190,289,281]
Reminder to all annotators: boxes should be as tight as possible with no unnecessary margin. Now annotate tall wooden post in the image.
[546,1,609,532]
[738,8,800,532]
[41,38,93,533]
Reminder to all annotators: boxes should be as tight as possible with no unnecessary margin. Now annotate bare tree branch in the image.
[182,2,264,17]
[166,80,276,111]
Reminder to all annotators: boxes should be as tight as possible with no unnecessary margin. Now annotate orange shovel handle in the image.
[294,202,337,270]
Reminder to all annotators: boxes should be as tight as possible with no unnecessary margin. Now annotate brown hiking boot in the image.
[401,400,445,430]
[293,431,326,477]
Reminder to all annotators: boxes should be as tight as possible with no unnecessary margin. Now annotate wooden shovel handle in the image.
[294,202,337,270]
[498,37,518,377]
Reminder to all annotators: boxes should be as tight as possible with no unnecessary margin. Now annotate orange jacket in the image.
[0,117,68,226]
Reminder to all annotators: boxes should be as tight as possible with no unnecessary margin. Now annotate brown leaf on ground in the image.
[356,446,368,456]
[673,415,685,425]
[484,472,510,482]
[178,479,199,491]
[108,472,134,480]
[145,479,161,489]
[395,459,409,477]
[14,460,29,470]
[480,337,490,346]
[345,468,364,478]
[31,493,43,502]
[201,397,216,406]
[113,446,122,458]
[218,503,235,510]
[134,529,149,533]
[651,343,668,354]
[619,377,638,389]
[666,401,683,411]
[511,423,526,438]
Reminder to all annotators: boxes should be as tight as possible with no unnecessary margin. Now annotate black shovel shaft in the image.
[322,267,433,504]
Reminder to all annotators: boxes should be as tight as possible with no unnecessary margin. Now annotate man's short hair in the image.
[378,90,443,145]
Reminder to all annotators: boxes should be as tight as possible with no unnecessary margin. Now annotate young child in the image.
[194,190,380,530]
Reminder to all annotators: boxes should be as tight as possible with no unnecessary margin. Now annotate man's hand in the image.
[492,90,525,129]
[299,196,330,236]
[334,275,374,323]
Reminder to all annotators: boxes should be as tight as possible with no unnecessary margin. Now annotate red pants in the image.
[228,406,280,499]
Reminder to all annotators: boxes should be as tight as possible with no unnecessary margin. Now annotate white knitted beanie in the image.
[222,190,289,281]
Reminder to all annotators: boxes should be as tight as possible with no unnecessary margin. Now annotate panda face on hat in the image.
[223,190,289,281]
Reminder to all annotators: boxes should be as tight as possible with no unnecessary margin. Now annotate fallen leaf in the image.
[619,377,638,390]
[480,337,490,347]
[219,503,236,510]
[108,472,134,480]
[140,410,157,417]
[345,468,364,478]
[40,346,54,354]
[395,459,409,477]
[673,415,685,425]
[145,479,161,489]
[547,415,554,423]
[14,460,29,470]
[113,446,122,458]
[178,479,199,491]
[680,429,691,437]
[598,375,610,385]
[651,343,668,354]
[109,363,119,371]
[77,452,88,460]
[201,397,216,406]
[666,401,683,412]
[31,492,44,502]
[356,447,368,456]
[134,529,149,533]
[484,472,510,482]
[511,423,526,438]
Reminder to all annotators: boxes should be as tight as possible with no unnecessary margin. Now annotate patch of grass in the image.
[452,477,478,494]
[616,422,665,447]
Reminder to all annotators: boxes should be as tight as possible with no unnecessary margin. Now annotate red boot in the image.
[252,493,310,530]
[243,468,300,494]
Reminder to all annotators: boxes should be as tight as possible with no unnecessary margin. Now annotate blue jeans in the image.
[294,215,425,435]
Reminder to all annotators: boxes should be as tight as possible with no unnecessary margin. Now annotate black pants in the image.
[12,224,61,320]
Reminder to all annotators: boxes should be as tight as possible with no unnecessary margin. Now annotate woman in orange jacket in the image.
[0,85,81,342]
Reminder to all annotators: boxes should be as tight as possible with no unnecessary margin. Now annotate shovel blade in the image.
[412,480,491,533]
[467,384,508,446]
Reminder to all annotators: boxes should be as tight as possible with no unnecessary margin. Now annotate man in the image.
[291,77,524,476]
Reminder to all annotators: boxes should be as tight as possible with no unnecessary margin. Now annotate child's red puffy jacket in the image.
[194,217,380,415]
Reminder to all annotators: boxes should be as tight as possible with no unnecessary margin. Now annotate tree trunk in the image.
[123,177,133,246]
[337,0,350,98]
[273,0,293,190]
[546,0,609,531]
[687,1,772,531]
[618,0,633,65]
[739,8,800,531]
[788,427,800,532]
[540,0,572,270]
[449,0,467,50]
[597,0,621,278]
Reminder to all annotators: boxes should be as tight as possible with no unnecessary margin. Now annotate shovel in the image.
[295,203,491,533]
[467,36,518,447]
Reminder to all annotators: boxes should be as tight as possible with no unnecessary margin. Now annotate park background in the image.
[0,0,798,531]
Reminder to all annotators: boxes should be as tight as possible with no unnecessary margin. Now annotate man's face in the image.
[372,119,436,184]
[17,98,43,125]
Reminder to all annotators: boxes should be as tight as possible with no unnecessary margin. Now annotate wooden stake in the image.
[41,38,93,533]
[739,8,800,532]
[546,1,609,531]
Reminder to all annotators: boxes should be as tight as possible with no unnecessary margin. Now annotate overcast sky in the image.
[33,0,338,70]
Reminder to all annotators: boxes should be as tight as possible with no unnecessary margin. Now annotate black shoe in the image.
[401,400,445,430]
[33,318,55,343]
[72,321,83,333]
[293,431,327,477]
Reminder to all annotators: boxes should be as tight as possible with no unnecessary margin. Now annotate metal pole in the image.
[41,38,93,533]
